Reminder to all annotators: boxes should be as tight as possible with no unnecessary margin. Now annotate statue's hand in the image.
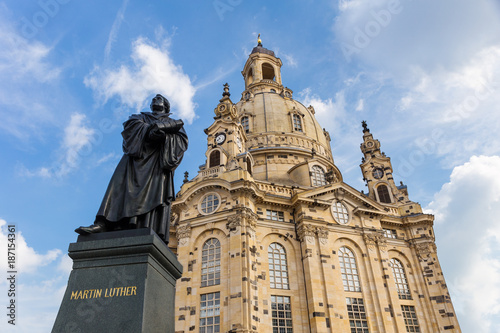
[148,124,166,141]
[157,119,184,133]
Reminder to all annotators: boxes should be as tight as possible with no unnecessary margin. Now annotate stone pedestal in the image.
[52,229,182,333]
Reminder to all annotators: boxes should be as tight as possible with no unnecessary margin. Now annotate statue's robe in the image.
[96,112,188,242]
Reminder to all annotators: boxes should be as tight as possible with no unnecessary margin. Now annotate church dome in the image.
[233,40,340,185]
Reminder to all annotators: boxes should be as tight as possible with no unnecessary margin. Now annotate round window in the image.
[372,168,384,179]
[199,193,220,215]
[331,200,349,224]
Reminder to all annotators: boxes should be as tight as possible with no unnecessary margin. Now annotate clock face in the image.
[366,141,374,148]
[215,133,226,144]
[372,168,384,179]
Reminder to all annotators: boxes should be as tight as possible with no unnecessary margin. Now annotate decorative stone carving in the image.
[376,237,387,252]
[316,226,329,245]
[226,215,241,233]
[297,224,315,243]
[414,242,436,261]
[363,233,377,252]
[176,223,191,245]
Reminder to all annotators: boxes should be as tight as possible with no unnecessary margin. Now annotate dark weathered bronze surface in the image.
[75,94,188,243]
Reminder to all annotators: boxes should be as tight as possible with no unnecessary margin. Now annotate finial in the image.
[362,120,370,133]
[222,83,230,97]
[257,33,262,47]
[183,171,189,184]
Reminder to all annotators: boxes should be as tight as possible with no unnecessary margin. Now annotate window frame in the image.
[266,210,285,222]
[292,114,303,132]
[209,150,221,168]
[331,200,350,225]
[389,258,412,300]
[271,295,293,332]
[311,165,327,187]
[376,184,392,203]
[241,116,250,133]
[268,243,290,290]
[401,305,420,333]
[338,246,361,292]
[346,297,369,333]
[199,193,221,215]
[201,238,221,287]
[199,291,221,333]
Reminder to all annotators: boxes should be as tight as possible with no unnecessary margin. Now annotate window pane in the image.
[339,247,361,292]
[271,295,293,332]
[268,243,289,290]
[201,239,221,287]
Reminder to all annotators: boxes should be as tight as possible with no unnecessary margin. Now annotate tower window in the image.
[200,292,221,333]
[241,116,249,133]
[209,150,221,168]
[389,258,411,300]
[246,158,252,175]
[377,184,391,203]
[311,165,327,186]
[271,295,293,332]
[246,68,254,86]
[292,114,302,132]
[266,210,284,222]
[201,238,221,287]
[401,305,420,333]
[268,243,289,289]
[339,247,361,292]
[262,63,275,80]
[346,298,369,333]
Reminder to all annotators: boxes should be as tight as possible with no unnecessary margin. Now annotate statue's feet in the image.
[75,223,106,235]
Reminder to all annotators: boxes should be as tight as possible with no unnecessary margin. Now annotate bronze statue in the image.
[75,94,188,243]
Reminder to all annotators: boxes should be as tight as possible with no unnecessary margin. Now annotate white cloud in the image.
[0,10,61,140]
[20,113,96,179]
[104,0,129,62]
[0,219,61,274]
[426,155,500,333]
[332,0,500,169]
[281,53,298,68]
[0,219,68,332]
[85,35,197,123]
[334,0,500,73]
[298,88,365,179]
[355,98,364,111]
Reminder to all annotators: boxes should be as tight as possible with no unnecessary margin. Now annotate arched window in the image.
[201,238,221,287]
[268,243,289,289]
[311,165,327,186]
[246,158,252,175]
[262,63,275,80]
[338,247,361,292]
[209,150,220,168]
[241,116,249,133]
[246,68,254,86]
[389,258,411,300]
[377,184,391,203]
[293,114,302,132]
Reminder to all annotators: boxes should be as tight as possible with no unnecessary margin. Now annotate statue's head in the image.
[150,94,171,114]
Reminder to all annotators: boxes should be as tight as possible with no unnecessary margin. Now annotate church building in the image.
[169,38,461,333]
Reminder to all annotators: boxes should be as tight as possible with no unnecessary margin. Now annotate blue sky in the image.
[1,0,500,331]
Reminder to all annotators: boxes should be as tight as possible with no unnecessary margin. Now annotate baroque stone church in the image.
[169,39,461,333]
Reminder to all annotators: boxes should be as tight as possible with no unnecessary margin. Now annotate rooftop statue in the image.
[75,94,188,243]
